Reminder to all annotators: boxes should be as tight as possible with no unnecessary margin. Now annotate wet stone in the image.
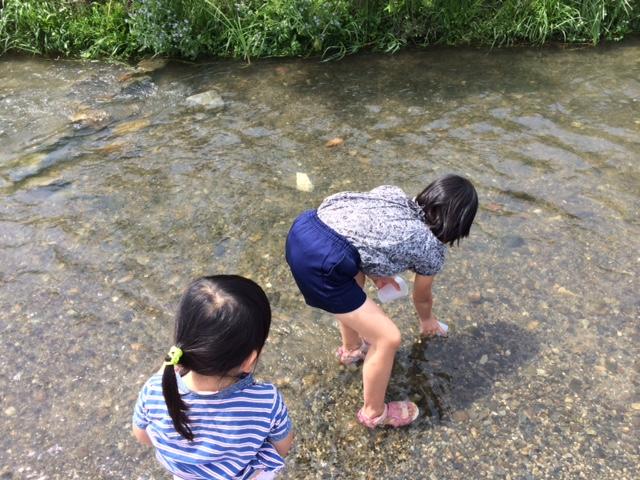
[451,410,470,422]
[33,390,46,403]
[69,108,109,126]
[468,291,482,303]
[325,137,344,148]
[296,172,314,192]
[113,118,150,136]
[185,90,225,112]
[503,235,526,248]
[136,58,169,74]
[118,76,157,99]
[527,320,540,331]
[567,379,583,395]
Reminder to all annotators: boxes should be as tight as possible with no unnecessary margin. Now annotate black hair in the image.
[162,275,272,441]
[415,174,478,246]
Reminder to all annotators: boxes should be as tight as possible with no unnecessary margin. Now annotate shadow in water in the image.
[390,320,540,423]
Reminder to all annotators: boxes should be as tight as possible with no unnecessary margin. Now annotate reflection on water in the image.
[0,42,639,478]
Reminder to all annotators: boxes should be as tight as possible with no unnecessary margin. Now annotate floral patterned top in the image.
[317,185,446,277]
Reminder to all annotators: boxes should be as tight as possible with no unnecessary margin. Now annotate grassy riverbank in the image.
[1,0,639,60]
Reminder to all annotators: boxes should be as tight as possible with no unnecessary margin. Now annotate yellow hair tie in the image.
[164,346,183,366]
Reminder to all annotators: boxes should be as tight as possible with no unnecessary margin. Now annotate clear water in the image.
[0,42,638,479]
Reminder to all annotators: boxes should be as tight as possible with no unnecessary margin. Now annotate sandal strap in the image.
[336,343,368,365]
[357,401,419,428]
[386,401,419,427]
[357,404,388,428]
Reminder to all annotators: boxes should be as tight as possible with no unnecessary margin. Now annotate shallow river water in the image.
[0,42,639,479]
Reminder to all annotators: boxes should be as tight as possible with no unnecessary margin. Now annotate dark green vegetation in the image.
[1,0,639,60]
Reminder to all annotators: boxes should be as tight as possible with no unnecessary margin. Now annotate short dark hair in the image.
[162,275,272,441]
[415,174,478,246]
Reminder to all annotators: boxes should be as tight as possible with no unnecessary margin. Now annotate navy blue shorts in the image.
[285,210,366,314]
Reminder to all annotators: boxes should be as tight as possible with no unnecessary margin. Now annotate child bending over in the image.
[286,174,478,428]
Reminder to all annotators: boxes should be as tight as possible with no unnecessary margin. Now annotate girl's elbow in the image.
[274,431,295,457]
[132,426,152,446]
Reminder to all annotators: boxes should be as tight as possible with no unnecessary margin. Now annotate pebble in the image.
[325,137,344,148]
[296,172,314,192]
[485,202,504,212]
[479,354,488,365]
[117,274,133,284]
[69,109,109,125]
[4,406,16,416]
[554,284,577,296]
[452,410,470,422]
[185,90,225,112]
[468,292,482,303]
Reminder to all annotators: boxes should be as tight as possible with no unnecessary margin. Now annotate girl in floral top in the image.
[285,174,478,428]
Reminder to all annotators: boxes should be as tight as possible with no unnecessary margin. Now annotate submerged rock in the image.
[468,291,482,303]
[118,58,168,83]
[136,58,169,74]
[186,90,225,112]
[117,76,157,99]
[325,137,344,148]
[451,410,470,422]
[113,118,150,136]
[296,172,314,192]
[69,108,109,127]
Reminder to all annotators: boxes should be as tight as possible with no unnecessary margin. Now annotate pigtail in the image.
[162,353,193,441]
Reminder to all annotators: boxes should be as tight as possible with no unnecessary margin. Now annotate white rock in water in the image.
[296,172,314,192]
[186,90,225,111]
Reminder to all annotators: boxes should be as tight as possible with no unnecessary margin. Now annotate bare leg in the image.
[336,298,401,418]
[337,272,367,351]
[338,322,362,351]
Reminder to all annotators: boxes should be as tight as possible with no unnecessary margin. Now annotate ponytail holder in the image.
[164,346,183,366]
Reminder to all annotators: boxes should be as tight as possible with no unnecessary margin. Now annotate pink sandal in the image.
[357,401,419,428]
[336,340,370,366]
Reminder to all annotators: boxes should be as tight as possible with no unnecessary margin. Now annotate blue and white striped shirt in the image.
[133,372,292,479]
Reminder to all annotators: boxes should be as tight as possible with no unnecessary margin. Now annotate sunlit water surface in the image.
[0,42,638,479]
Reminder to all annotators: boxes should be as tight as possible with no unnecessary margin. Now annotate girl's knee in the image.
[379,326,401,350]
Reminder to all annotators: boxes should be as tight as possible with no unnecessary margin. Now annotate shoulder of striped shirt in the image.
[143,373,280,397]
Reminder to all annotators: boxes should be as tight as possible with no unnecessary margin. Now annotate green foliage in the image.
[0,0,133,57]
[0,0,639,60]
[485,0,637,45]
[127,0,221,59]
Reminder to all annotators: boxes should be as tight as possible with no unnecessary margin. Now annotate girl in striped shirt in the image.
[132,275,293,480]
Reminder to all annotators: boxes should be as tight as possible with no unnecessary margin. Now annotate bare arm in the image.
[270,430,294,457]
[413,273,445,336]
[132,425,152,446]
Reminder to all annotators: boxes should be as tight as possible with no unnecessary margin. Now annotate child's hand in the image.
[370,276,400,291]
[420,315,446,337]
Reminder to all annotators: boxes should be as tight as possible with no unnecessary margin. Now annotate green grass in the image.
[1,0,639,60]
